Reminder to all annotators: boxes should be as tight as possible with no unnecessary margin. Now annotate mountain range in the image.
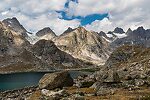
[0,17,150,73]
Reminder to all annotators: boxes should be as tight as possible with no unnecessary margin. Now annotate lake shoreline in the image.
[0,86,38,99]
[0,70,94,99]
[0,67,100,75]
[0,70,94,92]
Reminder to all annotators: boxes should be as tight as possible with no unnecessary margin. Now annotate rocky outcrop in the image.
[36,27,56,40]
[2,17,38,45]
[0,86,37,100]
[61,27,74,36]
[41,89,67,99]
[39,71,73,90]
[91,45,150,95]
[110,26,150,49]
[31,39,95,69]
[113,27,125,34]
[0,18,96,73]
[126,28,132,35]
[55,27,110,65]
[0,21,30,55]
[0,21,55,73]
[99,27,126,43]
[74,74,95,88]
[2,17,29,37]
[0,21,29,48]
[104,45,150,82]
[0,49,54,74]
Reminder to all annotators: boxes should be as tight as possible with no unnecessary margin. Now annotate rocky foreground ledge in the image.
[1,71,150,100]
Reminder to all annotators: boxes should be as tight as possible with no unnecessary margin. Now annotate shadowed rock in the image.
[36,27,56,40]
[39,71,73,90]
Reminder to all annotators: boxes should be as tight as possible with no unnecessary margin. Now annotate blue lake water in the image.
[0,71,92,91]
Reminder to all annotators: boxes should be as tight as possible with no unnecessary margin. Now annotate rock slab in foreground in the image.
[39,71,73,90]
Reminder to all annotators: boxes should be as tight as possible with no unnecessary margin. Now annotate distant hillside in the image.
[94,45,150,85]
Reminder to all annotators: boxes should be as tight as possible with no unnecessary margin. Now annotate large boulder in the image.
[39,71,73,90]
[103,70,120,83]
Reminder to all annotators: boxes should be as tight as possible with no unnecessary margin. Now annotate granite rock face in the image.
[0,21,53,73]
[31,39,95,69]
[55,27,110,65]
[113,27,125,34]
[0,18,97,73]
[2,17,28,37]
[36,27,57,40]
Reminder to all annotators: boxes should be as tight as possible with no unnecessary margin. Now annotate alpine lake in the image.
[0,71,93,91]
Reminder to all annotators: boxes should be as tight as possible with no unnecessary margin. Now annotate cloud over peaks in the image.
[0,0,150,34]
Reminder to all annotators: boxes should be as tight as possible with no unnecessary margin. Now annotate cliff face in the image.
[1,17,150,73]
[55,27,110,65]
[31,39,95,69]
[0,21,95,73]
[0,21,29,55]
[110,27,150,49]
[0,21,53,73]
[2,17,28,37]
[36,27,57,40]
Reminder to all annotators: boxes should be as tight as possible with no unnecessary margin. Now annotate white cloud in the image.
[67,0,150,32]
[85,18,114,33]
[22,12,80,34]
[0,0,150,35]
[0,0,67,14]
[0,0,81,34]
[67,0,144,17]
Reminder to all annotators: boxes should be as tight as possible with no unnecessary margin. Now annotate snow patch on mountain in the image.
[113,33,127,38]
[26,32,39,44]
[106,33,113,38]
[102,36,112,42]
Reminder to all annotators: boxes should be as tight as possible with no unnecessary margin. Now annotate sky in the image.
[0,0,150,35]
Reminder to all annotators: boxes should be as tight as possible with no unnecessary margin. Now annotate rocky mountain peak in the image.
[127,28,132,32]
[68,26,87,34]
[36,27,56,40]
[59,26,89,39]
[58,27,88,40]
[3,17,19,25]
[63,27,73,34]
[0,21,29,55]
[113,27,125,34]
[72,27,90,36]
[132,26,146,36]
[75,26,87,33]
[36,27,56,37]
[60,27,74,37]
[107,31,113,34]
[55,26,110,65]
[8,17,19,24]
[136,26,145,32]
[2,17,28,37]
[126,28,132,35]
[99,31,106,37]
